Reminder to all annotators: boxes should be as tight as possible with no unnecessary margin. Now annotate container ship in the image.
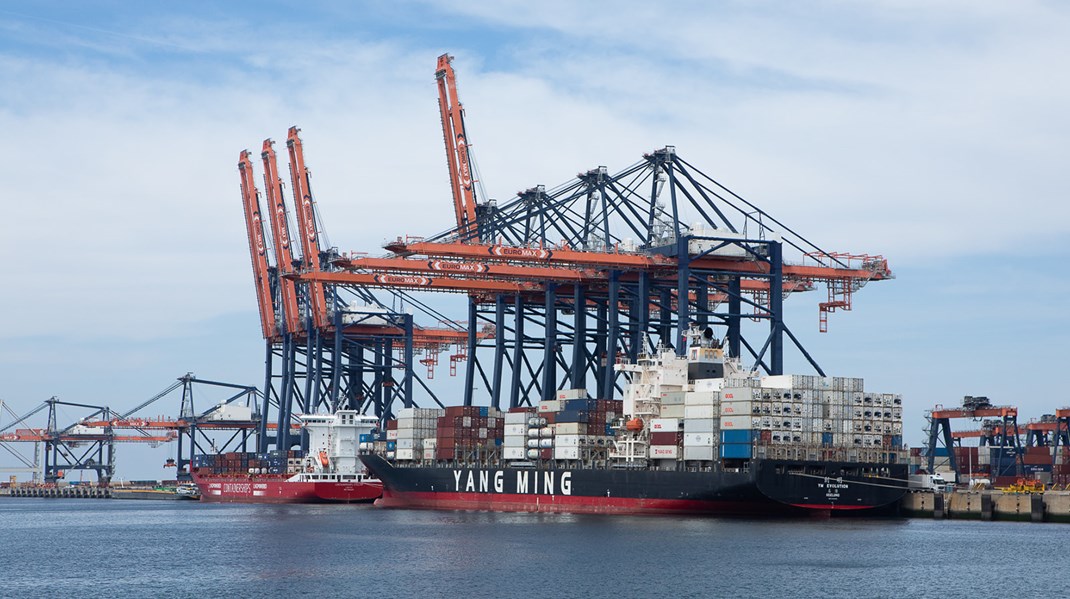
[192,411,382,503]
[361,327,909,516]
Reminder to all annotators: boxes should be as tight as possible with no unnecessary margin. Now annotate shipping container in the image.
[720,444,752,459]
[685,391,719,406]
[649,445,679,459]
[685,405,717,419]
[683,433,715,446]
[659,405,686,419]
[651,418,682,432]
[720,401,754,416]
[553,447,581,460]
[682,446,716,461]
[683,418,717,433]
[720,415,753,430]
[721,429,755,444]
[650,431,682,445]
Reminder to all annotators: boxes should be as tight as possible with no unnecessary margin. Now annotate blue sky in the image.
[1,1,1068,478]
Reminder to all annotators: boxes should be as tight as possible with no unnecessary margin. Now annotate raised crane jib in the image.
[286,126,329,331]
[261,139,303,336]
[436,53,479,241]
[238,150,278,340]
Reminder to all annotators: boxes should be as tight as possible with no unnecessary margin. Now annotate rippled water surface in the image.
[0,499,1063,598]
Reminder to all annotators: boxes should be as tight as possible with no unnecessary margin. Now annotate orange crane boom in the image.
[436,54,479,240]
[261,139,303,335]
[238,150,278,340]
[286,126,330,330]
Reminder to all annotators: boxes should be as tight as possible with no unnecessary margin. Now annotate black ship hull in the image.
[361,454,908,516]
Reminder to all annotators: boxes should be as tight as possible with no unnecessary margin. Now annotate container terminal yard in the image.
[2,54,1068,521]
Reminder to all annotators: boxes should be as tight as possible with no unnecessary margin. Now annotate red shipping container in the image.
[386,420,398,430]
[650,432,682,445]
[540,448,552,460]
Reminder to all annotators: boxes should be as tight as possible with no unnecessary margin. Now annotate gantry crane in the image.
[240,131,500,445]
[0,398,176,485]
[927,396,1023,480]
[238,54,896,450]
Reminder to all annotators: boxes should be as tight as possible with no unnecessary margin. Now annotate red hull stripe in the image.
[376,490,801,516]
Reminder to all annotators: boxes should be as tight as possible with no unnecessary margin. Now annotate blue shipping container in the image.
[720,443,752,459]
[479,406,489,417]
[556,410,589,423]
[721,430,754,444]
[564,399,598,411]
[358,434,372,443]
[386,441,397,450]
[821,432,835,446]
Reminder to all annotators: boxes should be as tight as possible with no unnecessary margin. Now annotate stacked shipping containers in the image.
[682,388,718,461]
[433,406,504,461]
[507,390,620,462]
[643,374,906,464]
[394,408,440,461]
[503,409,534,460]
[190,450,303,476]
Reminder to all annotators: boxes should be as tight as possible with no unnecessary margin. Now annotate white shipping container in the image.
[538,400,563,413]
[692,378,723,392]
[720,401,753,416]
[649,445,679,459]
[720,415,753,429]
[554,447,580,460]
[503,447,527,460]
[683,446,716,461]
[423,438,437,449]
[684,418,718,433]
[760,375,792,389]
[554,422,586,435]
[504,424,528,436]
[685,405,717,419]
[396,439,420,450]
[660,391,687,406]
[386,430,399,441]
[721,388,757,402]
[651,418,682,432]
[397,408,416,419]
[505,412,530,425]
[659,405,686,419]
[683,432,715,446]
[555,435,586,447]
[395,449,416,461]
[685,391,719,406]
[556,389,588,401]
[422,450,436,460]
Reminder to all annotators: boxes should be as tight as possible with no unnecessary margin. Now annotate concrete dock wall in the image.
[903,490,1070,523]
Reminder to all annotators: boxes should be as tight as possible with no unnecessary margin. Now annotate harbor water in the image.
[1,499,1064,598]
